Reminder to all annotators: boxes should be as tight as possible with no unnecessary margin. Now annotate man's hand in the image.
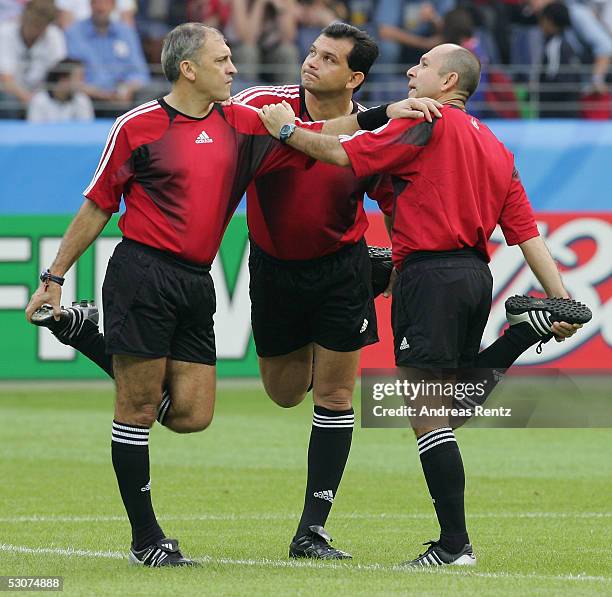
[259,101,296,138]
[386,97,443,122]
[552,321,582,342]
[382,267,397,298]
[25,282,62,323]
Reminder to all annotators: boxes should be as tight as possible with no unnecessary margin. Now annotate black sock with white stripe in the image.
[477,321,541,370]
[111,421,164,551]
[157,390,172,425]
[71,331,114,377]
[417,428,468,554]
[295,406,354,538]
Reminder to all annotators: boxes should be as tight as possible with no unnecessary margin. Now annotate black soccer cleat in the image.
[31,300,99,345]
[129,538,199,567]
[401,540,476,567]
[505,295,592,339]
[289,525,352,560]
[369,245,393,298]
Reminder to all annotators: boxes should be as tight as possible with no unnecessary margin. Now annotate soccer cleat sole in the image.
[289,548,352,560]
[31,305,63,327]
[505,295,592,325]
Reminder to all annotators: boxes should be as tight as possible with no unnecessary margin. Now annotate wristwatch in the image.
[40,269,65,286]
[279,123,297,144]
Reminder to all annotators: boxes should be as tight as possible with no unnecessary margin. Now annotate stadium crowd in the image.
[0,0,611,119]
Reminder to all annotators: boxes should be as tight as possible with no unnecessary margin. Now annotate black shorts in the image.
[102,238,216,364]
[249,239,378,357]
[392,249,493,368]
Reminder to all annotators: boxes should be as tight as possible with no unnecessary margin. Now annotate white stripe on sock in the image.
[417,430,455,450]
[417,427,452,444]
[112,422,149,434]
[111,436,149,446]
[312,413,354,421]
[418,437,457,455]
[112,430,150,441]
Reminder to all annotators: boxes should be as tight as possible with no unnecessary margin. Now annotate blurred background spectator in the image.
[537,1,581,117]
[528,0,612,94]
[297,0,344,57]
[0,0,29,22]
[228,0,300,84]
[56,0,136,28]
[0,0,66,117]
[372,0,452,100]
[26,57,94,120]
[65,0,151,116]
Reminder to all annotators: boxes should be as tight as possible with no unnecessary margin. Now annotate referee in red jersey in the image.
[24,23,319,567]
[232,23,441,560]
[259,43,585,566]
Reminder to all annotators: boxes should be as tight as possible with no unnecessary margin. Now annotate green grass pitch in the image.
[1,383,611,596]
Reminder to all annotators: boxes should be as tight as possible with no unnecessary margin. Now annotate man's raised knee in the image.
[267,390,306,409]
[314,389,353,412]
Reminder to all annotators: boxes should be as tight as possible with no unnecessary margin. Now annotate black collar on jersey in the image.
[299,86,360,123]
[158,97,223,122]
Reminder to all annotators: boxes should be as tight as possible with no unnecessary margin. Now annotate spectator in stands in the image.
[538,1,581,116]
[0,0,66,118]
[56,0,136,28]
[442,6,489,116]
[0,0,28,22]
[27,58,94,121]
[375,1,453,66]
[297,0,344,57]
[65,0,151,115]
[228,0,300,83]
[373,0,453,100]
[529,0,612,94]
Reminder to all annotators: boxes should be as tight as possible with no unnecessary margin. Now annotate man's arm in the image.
[260,101,350,165]
[288,126,350,166]
[321,97,442,136]
[518,236,568,298]
[0,73,33,104]
[25,199,111,321]
[519,236,582,340]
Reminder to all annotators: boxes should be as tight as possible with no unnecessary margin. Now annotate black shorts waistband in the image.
[401,248,488,272]
[249,237,365,268]
[120,238,211,274]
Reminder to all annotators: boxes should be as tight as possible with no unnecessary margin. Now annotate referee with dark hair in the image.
[259,42,589,566]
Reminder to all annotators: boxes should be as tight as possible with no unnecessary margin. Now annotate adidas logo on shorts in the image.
[314,489,334,503]
[399,337,410,350]
[360,318,368,333]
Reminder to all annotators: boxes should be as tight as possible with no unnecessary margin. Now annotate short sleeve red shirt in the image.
[84,98,310,265]
[232,85,393,259]
[340,105,539,268]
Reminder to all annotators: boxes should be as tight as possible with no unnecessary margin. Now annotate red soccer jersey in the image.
[84,98,310,265]
[232,84,393,260]
[340,105,539,269]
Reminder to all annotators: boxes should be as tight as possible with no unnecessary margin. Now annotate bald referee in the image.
[259,43,588,566]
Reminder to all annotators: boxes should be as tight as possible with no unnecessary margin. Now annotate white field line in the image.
[0,543,610,584]
[0,511,610,524]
